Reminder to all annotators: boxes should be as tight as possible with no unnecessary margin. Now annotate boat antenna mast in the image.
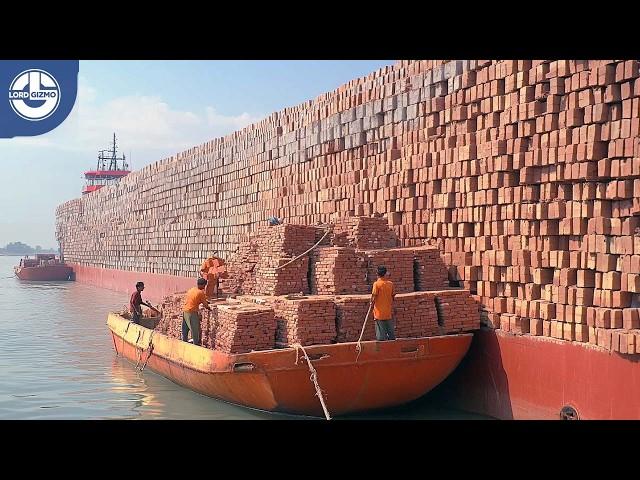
[96,133,129,171]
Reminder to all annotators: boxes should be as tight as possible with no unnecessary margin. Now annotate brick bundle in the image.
[362,248,415,293]
[253,256,309,295]
[432,290,481,333]
[332,216,398,249]
[272,296,336,347]
[215,303,276,354]
[254,224,319,256]
[219,241,260,294]
[334,295,376,342]
[309,246,368,294]
[410,246,450,290]
[394,292,440,338]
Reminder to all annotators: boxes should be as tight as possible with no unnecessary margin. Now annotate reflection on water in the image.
[0,256,486,419]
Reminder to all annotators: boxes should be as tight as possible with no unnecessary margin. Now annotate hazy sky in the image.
[0,60,392,248]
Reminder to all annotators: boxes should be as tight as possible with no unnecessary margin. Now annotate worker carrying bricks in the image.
[370,265,396,341]
[200,255,224,298]
[268,216,282,226]
[182,278,212,345]
[129,282,156,324]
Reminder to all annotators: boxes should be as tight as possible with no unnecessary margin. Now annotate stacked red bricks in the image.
[332,216,398,249]
[272,296,336,347]
[73,59,640,353]
[411,246,450,290]
[362,248,415,293]
[220,241,260,294]
[334,295,376,342]
[215,304,276,354]
[253,256,309,295]
[394,292,441,337]
[221,224,322,296]
[309,247,368,294]
[433,290,481,333]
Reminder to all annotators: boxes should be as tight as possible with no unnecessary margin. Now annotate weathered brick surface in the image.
[334,295,376,343]
[272,296,336,347]
[57,59,640,353]
[362,248,415,293]
[394,292,440,338]
[215,303,276,354]
[309,247,368,295]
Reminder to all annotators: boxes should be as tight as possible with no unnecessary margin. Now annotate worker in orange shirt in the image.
[182,278,211,345]
[200,255,224,298]
[370,265,396,341]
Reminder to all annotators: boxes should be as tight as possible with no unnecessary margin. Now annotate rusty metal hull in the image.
[107,313,472,417]
[14,265,73,281]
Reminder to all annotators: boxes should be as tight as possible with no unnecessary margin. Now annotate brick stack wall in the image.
[59,59,637,353]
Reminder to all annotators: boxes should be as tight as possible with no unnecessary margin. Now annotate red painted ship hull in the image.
[14,265,74,281]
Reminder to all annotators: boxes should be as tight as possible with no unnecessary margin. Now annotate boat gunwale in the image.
[108,312,473,374]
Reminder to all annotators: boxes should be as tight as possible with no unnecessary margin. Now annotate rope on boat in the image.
[138,331,155,372]
[292,343,332,421]
[355,303,373,362]
[275,227,332,271]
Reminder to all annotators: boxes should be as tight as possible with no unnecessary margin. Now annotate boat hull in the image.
[107,313,472,417]
[14,265,74,281]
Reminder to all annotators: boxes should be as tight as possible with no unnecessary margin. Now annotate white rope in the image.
[292,343,332,421]
[355,303,373,362]
[275,227,332,271]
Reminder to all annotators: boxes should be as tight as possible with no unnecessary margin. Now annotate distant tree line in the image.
[0,242,58,255]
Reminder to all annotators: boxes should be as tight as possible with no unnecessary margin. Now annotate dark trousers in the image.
[182,312,202,346]
[375,319,396,341]
[132,311,142,325]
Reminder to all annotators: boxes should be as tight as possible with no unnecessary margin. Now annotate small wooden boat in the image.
[14,254,73,281]
[107,313,472,417]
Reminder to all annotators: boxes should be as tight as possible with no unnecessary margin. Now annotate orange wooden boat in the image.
[107,313,472,417]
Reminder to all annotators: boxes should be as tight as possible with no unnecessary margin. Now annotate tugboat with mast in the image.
[82,133,130,195]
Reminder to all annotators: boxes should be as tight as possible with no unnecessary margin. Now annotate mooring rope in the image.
[292,343,332,421]
[355,303,373,362]
[138,331,155,372]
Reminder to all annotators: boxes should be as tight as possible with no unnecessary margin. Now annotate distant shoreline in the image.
[0,254,56,257]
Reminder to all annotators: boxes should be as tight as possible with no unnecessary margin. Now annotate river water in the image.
[0,256,488,419]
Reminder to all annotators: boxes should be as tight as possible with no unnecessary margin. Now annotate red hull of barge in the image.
[14,265,73,281]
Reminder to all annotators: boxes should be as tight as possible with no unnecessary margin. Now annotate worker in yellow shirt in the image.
[200,256,224,298]
[370,265,396,341]
[182,278,211,345]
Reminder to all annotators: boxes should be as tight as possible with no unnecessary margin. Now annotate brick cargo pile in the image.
[221,224,321,295]
[362,248,415,293]
[215,304,276,354]
[331,216,398,249]
[433,290,482,333]
[394,292,441,337]
[309,247,368,294]
[59,59,634,354]
[334,295,376,342]
[273,296,336,347]
[411,246,450,290]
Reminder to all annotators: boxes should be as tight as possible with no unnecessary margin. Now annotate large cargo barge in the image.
[56,60,640,419]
